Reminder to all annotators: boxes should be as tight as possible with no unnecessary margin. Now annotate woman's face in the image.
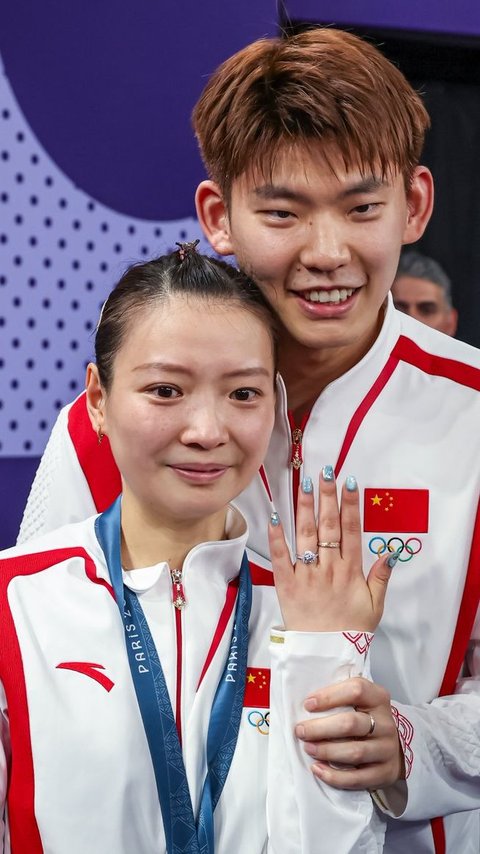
[90,295,275,527]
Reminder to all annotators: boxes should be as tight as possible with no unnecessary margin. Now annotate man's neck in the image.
[279,317,384,421]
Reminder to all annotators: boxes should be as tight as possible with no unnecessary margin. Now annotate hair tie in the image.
[176,239,200,262]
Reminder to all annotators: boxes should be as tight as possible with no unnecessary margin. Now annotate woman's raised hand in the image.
[268,467,397,634]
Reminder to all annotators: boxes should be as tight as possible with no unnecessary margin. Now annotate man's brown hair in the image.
[192,28,430,197]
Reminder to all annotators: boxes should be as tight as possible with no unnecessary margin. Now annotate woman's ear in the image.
[403,166,434,245]
[85,363,106,440]
[195,180,235,256]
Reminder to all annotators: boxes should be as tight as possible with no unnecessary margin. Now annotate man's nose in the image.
[299,216,351,271]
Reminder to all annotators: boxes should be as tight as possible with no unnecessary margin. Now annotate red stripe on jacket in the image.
[0,547,112,853]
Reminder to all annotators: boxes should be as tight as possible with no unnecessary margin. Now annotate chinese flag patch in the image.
[363,489,429,533]
[243,667,270,708]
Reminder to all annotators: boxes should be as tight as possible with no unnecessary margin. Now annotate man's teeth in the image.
[305,288,354,304]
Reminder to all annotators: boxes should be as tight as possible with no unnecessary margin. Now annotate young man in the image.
[19,28,480,853]
[392,249,458,336]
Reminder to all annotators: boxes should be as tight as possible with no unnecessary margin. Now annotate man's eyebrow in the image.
[253,176,389,204]
[253,185,311,204]
[339,176,389,199]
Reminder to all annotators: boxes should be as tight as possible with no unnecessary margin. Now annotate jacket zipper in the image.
[171,568,186,744]
[288,410,311,518]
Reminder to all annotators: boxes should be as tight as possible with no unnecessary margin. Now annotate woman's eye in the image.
[151,385,181,399]
[231,388,257,402]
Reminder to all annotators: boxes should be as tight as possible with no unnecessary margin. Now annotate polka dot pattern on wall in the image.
[0,53,213,456]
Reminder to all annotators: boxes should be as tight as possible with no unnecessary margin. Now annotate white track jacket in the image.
[1,511,383,853]
[18,299,480,853]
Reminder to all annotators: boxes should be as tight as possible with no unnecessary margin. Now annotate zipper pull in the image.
[171,568,186,610]
[291,427,303,470]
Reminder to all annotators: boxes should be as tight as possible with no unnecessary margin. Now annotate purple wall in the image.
[1,1,277,221]
[285,0,480,37]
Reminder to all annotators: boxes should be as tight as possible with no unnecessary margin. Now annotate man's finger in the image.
[296,708,386,743]
[311,762,398,791]
[303,676,389,713]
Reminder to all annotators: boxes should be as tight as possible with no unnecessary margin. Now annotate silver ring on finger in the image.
[295,550,319,564]
[360,712,376,737]
[318,541,341,548]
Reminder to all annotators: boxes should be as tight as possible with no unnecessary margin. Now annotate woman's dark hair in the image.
[95,245,278,390]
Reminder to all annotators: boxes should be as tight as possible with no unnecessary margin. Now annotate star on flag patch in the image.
[244,667,270,708]
[363,488,429,533]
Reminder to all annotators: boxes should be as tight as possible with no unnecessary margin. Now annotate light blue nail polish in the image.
[270,511,280,527]
[387,547,402,568]
[322,465,334,481]
[345,475,357,492]
[302,476,313,494]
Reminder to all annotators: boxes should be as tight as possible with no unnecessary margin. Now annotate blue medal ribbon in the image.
[95,497,252,854]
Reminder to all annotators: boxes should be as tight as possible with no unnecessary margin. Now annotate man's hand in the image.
[295,677,405,790]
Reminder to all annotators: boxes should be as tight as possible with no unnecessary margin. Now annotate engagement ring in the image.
[296,550,319,564]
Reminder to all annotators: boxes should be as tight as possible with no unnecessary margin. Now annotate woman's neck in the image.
[120,493,228,571]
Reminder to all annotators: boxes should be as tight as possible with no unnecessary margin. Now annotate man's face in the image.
[392,276,457,336]
[224,146,416,355]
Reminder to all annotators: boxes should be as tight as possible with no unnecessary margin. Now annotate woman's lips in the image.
[168,464,229,483]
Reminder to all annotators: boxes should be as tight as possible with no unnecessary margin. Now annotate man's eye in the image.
[265,210,293,219]
[231,388,257,402]
[419,304,440,316]
[152,386,181,399]
[352,203,380,215]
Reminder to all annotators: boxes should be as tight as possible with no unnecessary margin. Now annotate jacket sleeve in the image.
[374,607,480,820]
[267,630,385,854]
[17,397,98,543]
[0,682,10,847]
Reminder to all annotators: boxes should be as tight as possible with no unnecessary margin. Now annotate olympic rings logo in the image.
[368,536,422,562]
[247,710,270,735]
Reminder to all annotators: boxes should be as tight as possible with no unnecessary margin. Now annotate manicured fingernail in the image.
[304,697,316,711]
[295,724,305,739]
[302,476,313,494]
[270,511,280,527]
[345,475,357,492]
[387,547,402,568]
[322,465,334,481]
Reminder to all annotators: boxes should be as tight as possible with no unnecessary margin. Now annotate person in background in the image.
[17,27,480,854]
[392,249,458,335]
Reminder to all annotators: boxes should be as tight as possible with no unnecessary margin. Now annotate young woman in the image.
[0,245,393,853]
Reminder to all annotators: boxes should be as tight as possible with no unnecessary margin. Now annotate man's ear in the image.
[85,363,107,437]
[446,307,458,337]
[402,166,434,245]
[195,180,235,256]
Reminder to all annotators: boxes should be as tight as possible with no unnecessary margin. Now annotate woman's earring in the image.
[97,429,104,446]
